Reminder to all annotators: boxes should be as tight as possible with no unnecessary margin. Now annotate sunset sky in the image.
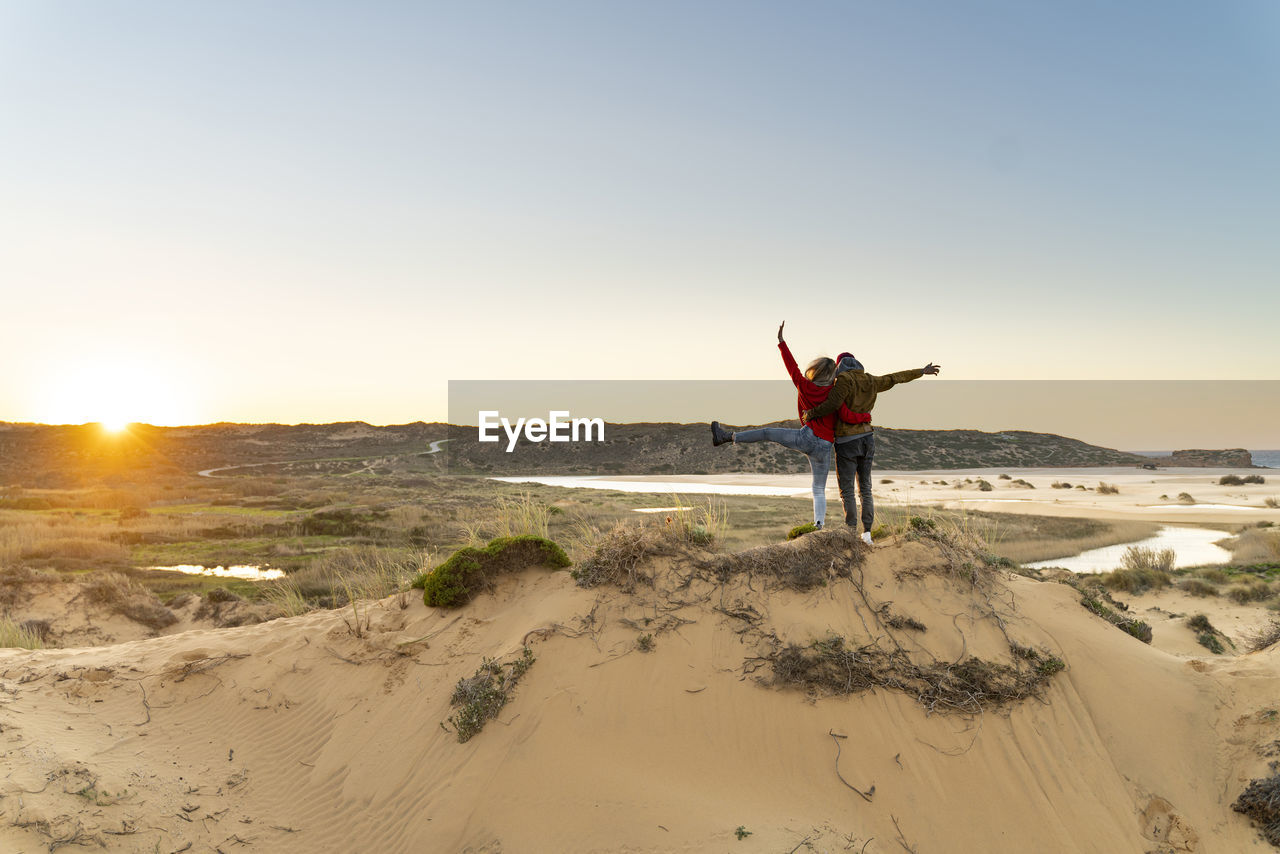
[2,2,1277,444]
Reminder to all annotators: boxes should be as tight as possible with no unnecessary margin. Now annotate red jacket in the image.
[779,341,859,443]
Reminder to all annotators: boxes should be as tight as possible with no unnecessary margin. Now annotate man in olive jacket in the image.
[803,355,941,545]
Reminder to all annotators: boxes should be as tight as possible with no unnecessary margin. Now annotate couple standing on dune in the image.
[711,322,940,544]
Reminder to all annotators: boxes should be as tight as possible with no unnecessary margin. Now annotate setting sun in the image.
[31,357,195,427]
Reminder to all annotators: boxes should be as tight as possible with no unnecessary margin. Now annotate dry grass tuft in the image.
[83,572,178,629]
[771,633,1062,714]
[1246,620,1280,653]
[1122,546,1175,573]
[701,529,863,592]
[0,616,44,649]
[1228,581,1275,605]
[1177,578,1220,597]
[1233,773,1280,846]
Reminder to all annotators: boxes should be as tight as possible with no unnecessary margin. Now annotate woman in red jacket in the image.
[710,321,841,529]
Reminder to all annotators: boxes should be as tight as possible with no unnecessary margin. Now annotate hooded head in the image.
[835,352,864,374]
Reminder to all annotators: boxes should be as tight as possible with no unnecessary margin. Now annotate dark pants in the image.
[835,432,875,531]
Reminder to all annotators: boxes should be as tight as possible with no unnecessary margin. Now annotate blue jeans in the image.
[733,425,833,525]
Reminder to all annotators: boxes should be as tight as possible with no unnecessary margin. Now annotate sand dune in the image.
[2,532,1278,852]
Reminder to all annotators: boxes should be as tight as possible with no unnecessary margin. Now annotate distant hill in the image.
[442,421,1151,475]
[0,421,1156,487]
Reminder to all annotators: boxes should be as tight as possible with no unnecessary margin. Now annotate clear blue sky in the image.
[2,1,1277,427]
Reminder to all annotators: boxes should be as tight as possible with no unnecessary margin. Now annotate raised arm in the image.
[777,322,805,387]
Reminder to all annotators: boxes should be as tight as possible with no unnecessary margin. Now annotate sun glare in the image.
[34,358,195,427]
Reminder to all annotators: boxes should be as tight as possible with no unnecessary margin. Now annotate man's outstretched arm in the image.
[803,364,941,421]
[869,362,940,392]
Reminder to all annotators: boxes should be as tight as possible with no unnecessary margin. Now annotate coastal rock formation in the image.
[1168,448,1254,468]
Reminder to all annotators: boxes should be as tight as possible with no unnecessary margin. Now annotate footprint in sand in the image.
[1140,796,1200,852]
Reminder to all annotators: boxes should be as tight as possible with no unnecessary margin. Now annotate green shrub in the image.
[787,523,820,540]
[1244,475,1266,485]
[1080,592,1153,643]
[446,647,536,742]
[1221,474,1245,486]
[976,479,994,492]
[1196,632,1225,654]
[418,536,571,607]
[1177,492,1196,505]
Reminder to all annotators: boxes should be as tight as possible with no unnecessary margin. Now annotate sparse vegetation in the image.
[1178,492,1196,504]
[1077,586,1153,643]
[885,613,927,632]
[1051,481,1072,489]
[444,647,536,743]
[636,633,655,652]
[1186,614,1230,654]
[83,572,178,629]
[1096,482,1119,495]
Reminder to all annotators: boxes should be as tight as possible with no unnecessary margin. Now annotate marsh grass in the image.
[1229,529,1280,565]
[0,617,44,649]
[261,579,311,618]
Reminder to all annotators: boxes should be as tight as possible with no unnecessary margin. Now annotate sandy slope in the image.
[2,533,1278,853]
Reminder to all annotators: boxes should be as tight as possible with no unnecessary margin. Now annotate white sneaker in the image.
[861,531,873,546]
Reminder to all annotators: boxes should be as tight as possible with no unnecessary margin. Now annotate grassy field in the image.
[0,470,1272,614]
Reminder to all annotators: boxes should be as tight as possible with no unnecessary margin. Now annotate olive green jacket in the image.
[803,368,924,438]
